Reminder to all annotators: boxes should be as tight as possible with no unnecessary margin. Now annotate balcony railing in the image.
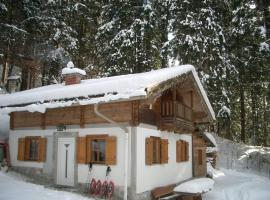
[161,101,193,122]
[160,101,194,132]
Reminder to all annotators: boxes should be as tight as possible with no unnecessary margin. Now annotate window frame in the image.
[86,135,108,165]
[25,136,41,161]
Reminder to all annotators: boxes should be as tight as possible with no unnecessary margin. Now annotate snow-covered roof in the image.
[0,65,215,120]
[173,178,214,194]
[7,75,21,80]
[204,132,217,147]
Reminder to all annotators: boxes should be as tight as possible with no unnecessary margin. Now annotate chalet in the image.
[0,64,215,200]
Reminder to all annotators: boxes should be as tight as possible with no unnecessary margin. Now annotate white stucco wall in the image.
[135,124,193,194]
[9,123,193,193]
[9,124,131,187]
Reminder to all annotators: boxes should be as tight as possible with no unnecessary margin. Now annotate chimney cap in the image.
[61,61,86,76]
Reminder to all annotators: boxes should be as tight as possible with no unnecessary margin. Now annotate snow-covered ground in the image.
[214,133,270,177]
[203,167,270,200]
[0,171,92,200]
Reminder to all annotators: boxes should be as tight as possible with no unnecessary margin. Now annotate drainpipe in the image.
[94,104,129,200]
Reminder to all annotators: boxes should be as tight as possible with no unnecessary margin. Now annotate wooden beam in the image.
[10,112,14,130]
[41,113,46,130]
[193,112,208,120]
[131,100,140,126]
[80,106,85,128]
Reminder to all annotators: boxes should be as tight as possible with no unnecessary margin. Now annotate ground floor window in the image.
[76,135,117,165]
[17,136,47,162]
[145,137,168,165]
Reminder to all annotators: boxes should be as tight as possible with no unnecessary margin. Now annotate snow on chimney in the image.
[61,61,86,85]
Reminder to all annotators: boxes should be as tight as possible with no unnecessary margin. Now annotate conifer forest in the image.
[0,0,269,146]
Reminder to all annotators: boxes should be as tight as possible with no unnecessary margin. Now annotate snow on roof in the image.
[7,75,20,80]
[61,61,86,76]
[173,178,214,194]
[0,65,215,119]
[206,147,218,153]
[204,132,217,147]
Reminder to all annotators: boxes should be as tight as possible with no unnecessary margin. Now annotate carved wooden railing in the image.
[160,101,194,131]
[161,101,193,121]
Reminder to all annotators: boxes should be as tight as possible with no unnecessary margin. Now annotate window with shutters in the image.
[79,135,117,165]
[176,140,189,162]
[145,137,168,165]
[17,136,47,162]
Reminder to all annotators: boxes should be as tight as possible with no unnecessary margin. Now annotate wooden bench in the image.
[151,184,177,199]
[151,185,202,200]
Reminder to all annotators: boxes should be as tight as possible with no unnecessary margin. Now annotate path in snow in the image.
[203,169,270,200]
[0,171,92,200]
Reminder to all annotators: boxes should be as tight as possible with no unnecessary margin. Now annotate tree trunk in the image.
[240,83,246,143]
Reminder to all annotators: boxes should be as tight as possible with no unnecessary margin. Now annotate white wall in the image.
[135,124,193,194]
[0,114,9,140]
[9,124,131,187]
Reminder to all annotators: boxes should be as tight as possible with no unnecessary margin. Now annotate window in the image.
[198,149,203,165]
[17,137,47,162]
[27,137,39,161]
[176,140,189,162]
[91,139,106,163]
[77,135,117,165]
[145,137,168,165]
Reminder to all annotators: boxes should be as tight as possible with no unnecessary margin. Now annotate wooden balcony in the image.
[159,101,194,132]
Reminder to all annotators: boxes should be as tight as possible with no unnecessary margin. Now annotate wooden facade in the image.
[192,135,207,177]
[10,101,137,129]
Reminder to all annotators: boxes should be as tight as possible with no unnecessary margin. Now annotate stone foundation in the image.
[11,166,54,185]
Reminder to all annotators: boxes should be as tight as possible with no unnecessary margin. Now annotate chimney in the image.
[62,61,86,85]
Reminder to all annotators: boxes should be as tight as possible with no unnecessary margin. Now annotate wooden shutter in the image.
[145,137,153,165]
[161,139,168,164]
[77,137,87,164]
[17,138,25,161]
[106,136,117,165]
[181,140,186,161]
[185,141,189,161]
[24,138,30,161]
[176,141,181,162]
[38,137,47,162]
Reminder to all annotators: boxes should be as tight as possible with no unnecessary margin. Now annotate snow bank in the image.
[0,171,91,200]
[174,178,214,194]
[0,65,215,120]
[214,134,270,177]
[203,168,270,200]
[207,162,224,178]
